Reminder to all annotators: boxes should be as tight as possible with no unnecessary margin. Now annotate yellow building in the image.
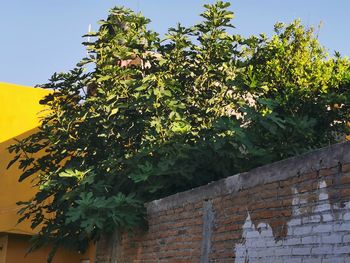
[0,82,94,263]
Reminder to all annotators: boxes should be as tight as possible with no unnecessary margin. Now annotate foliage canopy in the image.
[8,1,350,261]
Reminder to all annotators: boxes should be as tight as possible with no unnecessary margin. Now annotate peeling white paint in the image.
[234,180,350,262]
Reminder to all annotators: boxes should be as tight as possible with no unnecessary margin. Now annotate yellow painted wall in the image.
[5,234,94,263]
[0,82,50,235]
[0,82,49,143]
[0,129,39,235]
[0,82,95,263]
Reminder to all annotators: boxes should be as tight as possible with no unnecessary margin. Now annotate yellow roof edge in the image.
[0,82,50,93]
[0,229,35,236]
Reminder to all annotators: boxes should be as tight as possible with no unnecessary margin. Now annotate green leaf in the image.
[109,108,119,117]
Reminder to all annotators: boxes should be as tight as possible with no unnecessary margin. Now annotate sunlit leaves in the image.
[8,2,350,262]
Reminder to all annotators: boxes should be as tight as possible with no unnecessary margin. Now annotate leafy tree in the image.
[8,1,350,261]
[239,20,350,161]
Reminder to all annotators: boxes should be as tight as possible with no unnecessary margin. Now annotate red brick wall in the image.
[95,142,350,262]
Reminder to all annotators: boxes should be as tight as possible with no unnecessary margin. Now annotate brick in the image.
[343,212,350,220]
[282,237,301,245]
[322,234,342,244]
[283,258,302,263]
[334,223,350,232]
[303,171,318,180]
[314,203,332,213]
[339,173,350,184]
[293,226,313,236]
[333,245,350,254]
[292,247,312,255]
[274,247,292,256]
[302,235,320,245]
[302,215,321,224]
[319,166,339,177]
[279,178,294,187]
[322,213,334,222]
[343,234,350,243]
[342,163,350,173]
[340,188,350,197]
[288,218,302,226]
[96,144,350,262]
[312,224,333,233]
[321,257,345,263]
[311,246,333,255]
[302,258,322,263]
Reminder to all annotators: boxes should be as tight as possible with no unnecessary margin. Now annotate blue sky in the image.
[1,0,350,87]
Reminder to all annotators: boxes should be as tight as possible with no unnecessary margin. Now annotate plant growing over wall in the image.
[8,1,350,261]
[239,20,350,161]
